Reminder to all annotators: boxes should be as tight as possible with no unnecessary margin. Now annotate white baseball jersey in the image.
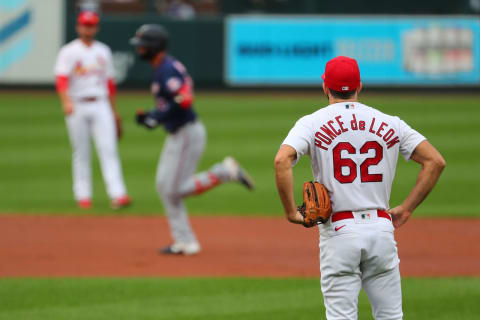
[283,101,426,213]
[54,39,114,99]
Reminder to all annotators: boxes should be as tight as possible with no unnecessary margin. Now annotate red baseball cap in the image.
[77,11,99,26]
[322,56,360,92]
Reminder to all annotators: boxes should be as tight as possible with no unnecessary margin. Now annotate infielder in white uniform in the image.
[275,56,445,320]
[55,11,131,209]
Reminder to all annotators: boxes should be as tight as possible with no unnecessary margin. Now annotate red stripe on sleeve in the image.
[56,75,69,93]
[107,78,117,96]
[177,82,193,109]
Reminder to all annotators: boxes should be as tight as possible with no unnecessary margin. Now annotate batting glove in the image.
[136,110,158,129]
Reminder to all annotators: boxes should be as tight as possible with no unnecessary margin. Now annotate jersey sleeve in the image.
[398,118,426,161]
[282,116,312,166]
[146,67,178,123]
[54,47,73,76]
[163,63,185,96]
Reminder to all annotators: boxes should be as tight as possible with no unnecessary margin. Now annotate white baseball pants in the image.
[318,210,403,320]
[65,98,127,200]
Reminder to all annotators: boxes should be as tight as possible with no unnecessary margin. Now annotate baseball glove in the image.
[298,181,332,228]
[115,115,123,139]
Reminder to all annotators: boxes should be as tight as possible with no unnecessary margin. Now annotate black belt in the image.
[79,96,98,103]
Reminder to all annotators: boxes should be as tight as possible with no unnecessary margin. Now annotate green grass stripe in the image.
[0,92,479,216]
[0,277,479,319]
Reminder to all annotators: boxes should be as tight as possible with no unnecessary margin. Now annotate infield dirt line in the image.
[0,215,478,277]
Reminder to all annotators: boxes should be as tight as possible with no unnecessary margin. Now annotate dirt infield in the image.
[0,215,479,277]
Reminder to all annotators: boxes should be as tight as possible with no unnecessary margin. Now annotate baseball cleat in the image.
[111,195,131,210]
[222,156,255,190]
[159,242,201,255]
[77,199,92,209]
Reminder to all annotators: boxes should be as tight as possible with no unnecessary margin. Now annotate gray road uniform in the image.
[137,55,254,254]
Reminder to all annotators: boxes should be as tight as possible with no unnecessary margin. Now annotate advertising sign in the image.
[225,16,480,86]
[0,0,64,84]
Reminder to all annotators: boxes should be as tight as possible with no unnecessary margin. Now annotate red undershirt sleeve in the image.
[107,78,117,97]
[56,75,69,93]
[177,82,193,109]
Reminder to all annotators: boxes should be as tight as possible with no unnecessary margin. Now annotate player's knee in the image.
[72,149,89,161]
[100,147,117,160]
[155,180,167,195]
[156,181,178,199]
[160,190,181,201]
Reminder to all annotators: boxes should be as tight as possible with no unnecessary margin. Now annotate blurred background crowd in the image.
[79,0,480,17]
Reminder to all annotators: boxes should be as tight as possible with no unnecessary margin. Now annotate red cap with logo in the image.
[322,56,360,92]
[77,11,100,26]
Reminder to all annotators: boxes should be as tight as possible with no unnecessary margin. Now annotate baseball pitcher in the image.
[130,24,254,255]
[275,56,445,319]
[54,11,131,209]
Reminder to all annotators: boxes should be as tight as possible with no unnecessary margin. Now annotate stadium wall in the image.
[65,15,224,88]
[0,0,64,85]
[1,5,479,89]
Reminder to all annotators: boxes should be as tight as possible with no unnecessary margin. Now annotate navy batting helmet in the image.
[130,24,169,60]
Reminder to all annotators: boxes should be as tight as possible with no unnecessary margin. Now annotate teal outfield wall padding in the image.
[65,13,480,89]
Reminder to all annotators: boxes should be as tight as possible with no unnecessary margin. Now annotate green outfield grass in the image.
[0,91,478,216]
[0,277,479,319]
